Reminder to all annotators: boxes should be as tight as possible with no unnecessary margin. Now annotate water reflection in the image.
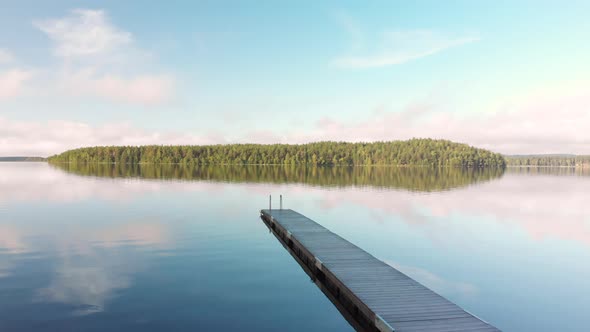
[0,162,223,203]
[36,249,138,315]
[39,163,590,248]
[1,219,170,315]
[50,163,505,192]
[508,166,590,177]
[1,162,589,331]
[0,163,356,331]
[385,260,478,297]
[300,173,590,250]
[46,163,590,248]
[0,225,25,254]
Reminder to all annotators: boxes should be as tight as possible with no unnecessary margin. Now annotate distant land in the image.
[0,156,46,162]
[505,154,590,167]
[47,139,506,167]
[12,147,590,168]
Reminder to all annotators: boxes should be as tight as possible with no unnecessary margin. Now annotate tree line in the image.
[47,139,506,167]
[506,155,590,167]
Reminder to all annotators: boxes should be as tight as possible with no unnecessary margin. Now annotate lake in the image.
[1,162,589,331]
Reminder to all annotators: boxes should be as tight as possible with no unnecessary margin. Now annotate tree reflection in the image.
[51,163,505,192]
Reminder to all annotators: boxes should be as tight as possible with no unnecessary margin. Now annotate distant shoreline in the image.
[0,157,46,162]
[505,155,590,167]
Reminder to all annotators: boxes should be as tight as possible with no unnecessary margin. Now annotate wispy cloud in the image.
[334,11,363,51]
[0,49,15,63]
[0,117,224,157]
[0,69,33,100]
[278,84,590,154]
[32,9,174,105]
[56,67,174,105]
[5,81,589,155]
[333,27,479,69]
[34,9,132,58]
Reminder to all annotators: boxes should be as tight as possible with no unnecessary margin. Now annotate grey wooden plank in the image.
[261,209,499,332]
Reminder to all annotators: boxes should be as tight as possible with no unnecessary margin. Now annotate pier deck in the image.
[260,209,499,332]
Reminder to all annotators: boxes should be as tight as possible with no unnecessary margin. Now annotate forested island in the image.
[48,139,506,167]
[506,155,590,167]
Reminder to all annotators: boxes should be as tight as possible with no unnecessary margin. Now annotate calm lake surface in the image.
[1,163,589,331]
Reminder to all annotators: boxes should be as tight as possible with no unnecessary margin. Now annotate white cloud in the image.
[279,84,590,154]
[0,117,225,157]
[2,83,589,156]
[58,67,174,105]
[0,69,33,100]
[0,49,15,63]
[31,9,175,105]
[4,83,588,156]
[333,29,479,69]
[90,74,173,105]
[34,9,132,58]
[334,11,363,51]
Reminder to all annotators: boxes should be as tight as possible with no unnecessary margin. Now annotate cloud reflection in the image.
[0,216,169,314]
[3,161,589,319]
[0,162,223,203]
[312,173,590,248]
[37,252,135,315]
[33,221,169,314]
[0,225,26,254]
[385,260,478,298]
[11,162,588,249]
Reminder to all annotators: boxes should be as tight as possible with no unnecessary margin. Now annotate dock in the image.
[260,208,499,332]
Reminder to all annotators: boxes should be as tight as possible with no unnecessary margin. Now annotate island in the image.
[47,139,506,167]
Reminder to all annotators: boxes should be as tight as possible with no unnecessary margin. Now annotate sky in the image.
[1,0,589,157]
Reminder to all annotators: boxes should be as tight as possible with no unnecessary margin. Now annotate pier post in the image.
[269,195,272,210]
[280,195,283,210]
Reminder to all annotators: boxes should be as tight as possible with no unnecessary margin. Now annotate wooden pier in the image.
[260,208,499,332]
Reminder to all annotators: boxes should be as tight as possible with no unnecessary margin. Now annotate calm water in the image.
[1,163,589,331]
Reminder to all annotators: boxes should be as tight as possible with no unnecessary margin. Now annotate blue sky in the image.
[1,1,589,156]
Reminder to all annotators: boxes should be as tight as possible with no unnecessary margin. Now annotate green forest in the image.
[48,139,506,167]
[506,155,590,167]
[51,163,505,192]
